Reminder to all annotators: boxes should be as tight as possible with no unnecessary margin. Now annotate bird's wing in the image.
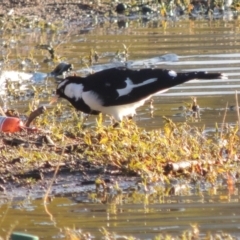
[81,68,174,107]
[81,68,225,108]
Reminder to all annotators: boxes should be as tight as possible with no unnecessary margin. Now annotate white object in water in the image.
[0,71,48,85]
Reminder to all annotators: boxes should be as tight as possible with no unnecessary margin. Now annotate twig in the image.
[235,91,240,128]
[25,106,46,127]
[43,142,66,224]
[0,95,6,116]
[0,106,6,116]
[220,102,228,139]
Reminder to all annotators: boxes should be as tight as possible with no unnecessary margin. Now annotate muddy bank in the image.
[1,0,239,24]
[0,0,112,22]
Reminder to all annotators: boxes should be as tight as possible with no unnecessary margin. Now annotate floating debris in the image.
[49,62,73,78]
[0,61,74,94]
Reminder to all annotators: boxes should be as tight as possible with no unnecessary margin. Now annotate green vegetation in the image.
[2,104,239,185]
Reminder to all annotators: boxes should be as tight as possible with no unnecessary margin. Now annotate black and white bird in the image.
[55,68,227,121]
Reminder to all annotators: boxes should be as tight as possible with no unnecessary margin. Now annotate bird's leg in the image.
[191,97,200,119]
[83,114,90,123]
[149,99,154,118]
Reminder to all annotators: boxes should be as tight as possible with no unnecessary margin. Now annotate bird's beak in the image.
[50,95,59,104]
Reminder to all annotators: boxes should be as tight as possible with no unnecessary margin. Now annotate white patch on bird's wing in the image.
[117,77,157,97]
[64,83,84,100]
[57,79,68,89]
[220,73,228,80]
[168,70,177,77]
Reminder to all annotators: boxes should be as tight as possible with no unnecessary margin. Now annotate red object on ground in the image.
[0,116,24,133]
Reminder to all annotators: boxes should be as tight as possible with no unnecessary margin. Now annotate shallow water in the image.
[1,14,240,239]
[1,180,240,239]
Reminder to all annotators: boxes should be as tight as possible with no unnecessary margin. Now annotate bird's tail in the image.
[180,71,228,80]
[154,70,228,92]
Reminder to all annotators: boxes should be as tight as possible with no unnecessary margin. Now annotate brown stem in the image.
[25,106,46,127]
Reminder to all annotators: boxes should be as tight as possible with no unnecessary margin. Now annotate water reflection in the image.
[1,182,240,239]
